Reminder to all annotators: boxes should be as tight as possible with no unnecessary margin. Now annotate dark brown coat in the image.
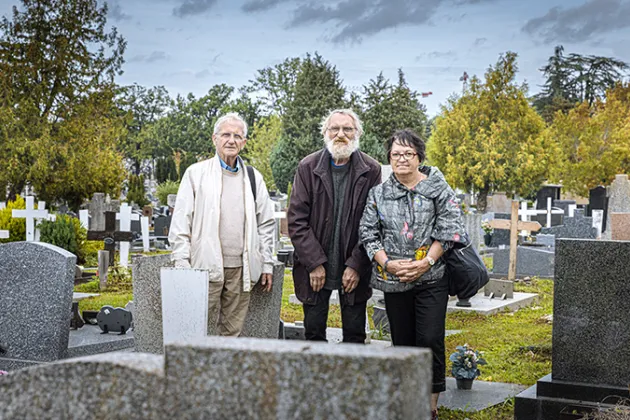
[288,149,382,305]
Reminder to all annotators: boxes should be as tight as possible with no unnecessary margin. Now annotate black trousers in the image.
[384,278,449,394]
[303,288,367,343]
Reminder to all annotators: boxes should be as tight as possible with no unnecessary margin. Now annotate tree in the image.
[246,115,282,191]
[543,83,630,196]
[0,0,126,205]
[270,53,346,192]
[245,57,302,115]
[533,46,628,122]
[428,52,551,212]
[361,70,428,163]
[116,84,171,175]
[126,174,149,207]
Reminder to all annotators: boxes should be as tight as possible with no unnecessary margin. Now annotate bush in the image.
[156,180,180,206]
[156,156,178,183]
[126,174,149,207]
[0,195,26,243]
[39,214,88,263]
[83,240,104,267]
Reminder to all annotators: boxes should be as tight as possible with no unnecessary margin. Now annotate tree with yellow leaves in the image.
[427,52,551,212]
[543,83,630,196]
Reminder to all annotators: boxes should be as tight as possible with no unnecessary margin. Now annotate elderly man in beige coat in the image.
[168,112,275,337]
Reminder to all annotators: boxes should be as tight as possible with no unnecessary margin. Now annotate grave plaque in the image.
[587,185,607,225]
[610,212,630,240]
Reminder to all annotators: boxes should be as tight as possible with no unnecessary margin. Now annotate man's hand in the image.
[259,273,273,292]
[309,265,326,292]
[397,259,431,283]
[342,267,360,293]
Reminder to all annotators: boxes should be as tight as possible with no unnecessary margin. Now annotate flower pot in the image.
[456,378,474,390]
[483,233,492,247]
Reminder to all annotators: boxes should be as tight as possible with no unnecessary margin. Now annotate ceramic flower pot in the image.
[483,233,492,246]
[456,378,474,390]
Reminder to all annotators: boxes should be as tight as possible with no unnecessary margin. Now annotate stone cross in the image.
[0,202,5,210]
[87,211,133,266]
[520,197,563,228]
[0,229,8,239]
[489,200,541,281]
[592,209,604,239]
[116,203,140,267]
[273,210,286,252]
[11,196,49,242]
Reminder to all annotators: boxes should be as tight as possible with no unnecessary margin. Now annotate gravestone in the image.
[142,205,153,220]
[164,337,432,419]
[0,242,75,370]
[603,174,630,240]
[489,213,511,247]
[492,246,555,279]
[240,261,286,338]
[87,193,120,231]
[116,203,139,268]
[553,200,576,216]
[140,216,151,252]
[161,268,209,346]
[11,196,49,242]
[592,209,604,239]
[534,233,555,247]
[462,213,482,251]
[154,215,171,237]
[539,209,597,239]
[381,164,393,183]
[587,186,607,230]
[87,211,133,266]
[130,219,141,236]
[610,212,630,240]
[0,337,432,420]
[132,254,173,354]
[167,194,177,209]
[515,239,630,418]
[535,185,561,209]
[488,192,512,213]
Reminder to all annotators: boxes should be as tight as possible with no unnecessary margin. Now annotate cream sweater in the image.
[220,168,245,267]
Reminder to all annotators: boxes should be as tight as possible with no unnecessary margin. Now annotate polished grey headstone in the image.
[240,261,286,338]
[0,242,75,363]
[462,213,482,252]
[492,246,555,278]
[439,378,526,412]
[552,239,630,388]
[164,336,432,419]
[132,253,173,354]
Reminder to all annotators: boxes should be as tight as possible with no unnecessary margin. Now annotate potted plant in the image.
[482,221,493,246]
[450,344,487,390]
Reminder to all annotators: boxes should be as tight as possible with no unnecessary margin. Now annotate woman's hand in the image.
[397,259,432,283]
[385,259,413,276]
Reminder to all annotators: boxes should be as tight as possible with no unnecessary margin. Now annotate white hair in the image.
[213,112,248,137]
[320,108,364,140]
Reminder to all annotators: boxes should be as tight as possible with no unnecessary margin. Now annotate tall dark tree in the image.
[0,0,126,205]
[270,53,346,192]
[245,57,302,116]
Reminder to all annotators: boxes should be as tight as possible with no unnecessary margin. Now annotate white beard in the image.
[325,135,359,161]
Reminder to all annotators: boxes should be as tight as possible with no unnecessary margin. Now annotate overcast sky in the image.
[2,0,629,115]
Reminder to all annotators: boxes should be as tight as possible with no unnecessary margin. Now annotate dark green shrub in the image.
[39,214,87,263]
[126,174,149,207]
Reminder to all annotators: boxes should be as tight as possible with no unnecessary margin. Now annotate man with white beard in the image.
[288,109,381,343]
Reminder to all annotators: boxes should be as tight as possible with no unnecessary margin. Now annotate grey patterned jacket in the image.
[359,166,467,293]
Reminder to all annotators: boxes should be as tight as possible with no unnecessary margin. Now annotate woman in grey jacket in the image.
[359,129,466,419]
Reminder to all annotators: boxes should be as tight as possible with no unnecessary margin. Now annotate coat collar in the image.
[383,166,444,200]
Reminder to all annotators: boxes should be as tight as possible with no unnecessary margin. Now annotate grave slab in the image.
[164,336,432,419]
[492,246,555,279]
[447,292,538,316]
[439,378,526,412]
[66,325,135,358]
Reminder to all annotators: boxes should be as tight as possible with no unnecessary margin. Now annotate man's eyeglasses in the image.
[391,151,418,161]
[327,126,355,136]
[219,132,244,141]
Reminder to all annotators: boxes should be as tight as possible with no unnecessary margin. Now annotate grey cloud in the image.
[241,0,498,43]
[106,0,130,21]
[128,51,169,63]
[416,50,458,60]
[173,0,218,17]
[195,69,211,79]
[523,0,630,43]
[473,37,487,47]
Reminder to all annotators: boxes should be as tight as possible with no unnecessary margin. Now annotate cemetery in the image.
[1,1,630,419]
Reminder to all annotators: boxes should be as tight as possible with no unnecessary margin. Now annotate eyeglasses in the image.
[390,151,418,161]
[327,126,355,136]
[219,132,244,141]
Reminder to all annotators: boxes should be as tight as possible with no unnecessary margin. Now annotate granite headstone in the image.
[535,185,561,209]
[603,174,630,240]
[587,186,607,230]
[492,246,555,279]
[462,213,482,252]
[0,242,76,369]
[515,239,630,418]
[610,212,630,240]
[539,209,596,239]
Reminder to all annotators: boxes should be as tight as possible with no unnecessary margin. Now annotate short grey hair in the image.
[320,108,364,139]
[213,112,248,138]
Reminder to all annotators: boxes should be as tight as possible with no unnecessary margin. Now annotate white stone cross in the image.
[33,201,56,241]
[141,216,150,252]
[116,203,140,267]
[12,196,49,241]
[0,202,5,210]
[520,197,564,228]
[592,209,604,239]
[568,204,577,218]
[161,268,209,346]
